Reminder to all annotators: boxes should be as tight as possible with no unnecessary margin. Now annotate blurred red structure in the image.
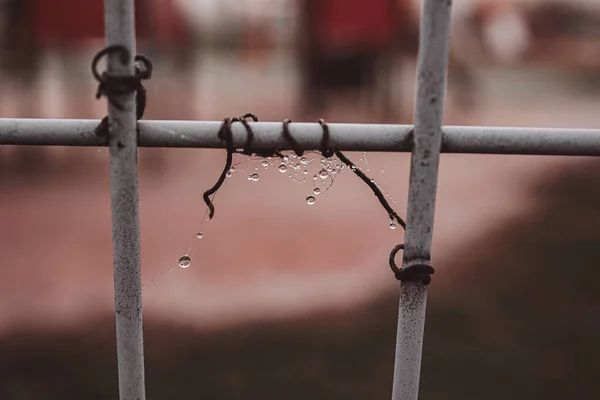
[1,0,193,61]
[29,0,190,52]
[296,0,417,118]
[312,0,401,50]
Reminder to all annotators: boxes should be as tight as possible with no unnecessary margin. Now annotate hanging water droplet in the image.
[312,174,318,181]
[249,173,260,181]
[283,155,289,162]
[319,170,329,179]
[303,170,308,175]
[230,166,236,172]
[313,187,321,195]
[351,165,357,171]
[300,157,308,165]
[279,164,287,173]
[226,171,232,178]
[306,196,316,205]
[389,223,397,230]
[178,255,192,268]
[196,232,203,239]
[381,169,386,174]
[294,163,301,170]
[262,160,269,168]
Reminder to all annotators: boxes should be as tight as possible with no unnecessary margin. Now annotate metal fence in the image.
[1,1,599,400]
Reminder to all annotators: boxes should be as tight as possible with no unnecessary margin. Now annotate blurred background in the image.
[1,0,600,398]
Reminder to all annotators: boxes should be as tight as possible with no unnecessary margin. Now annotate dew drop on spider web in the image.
[306,196,316,205]
[178,255,192,268]
[300,157,308,165]
[248,173,260,181]
[262,160,269,168]
[279,164,287,173]
[196,232,203,239]
[313,187,321,195]
[319,169,329,179]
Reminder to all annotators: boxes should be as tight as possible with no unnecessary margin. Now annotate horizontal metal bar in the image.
[2,118,600,156]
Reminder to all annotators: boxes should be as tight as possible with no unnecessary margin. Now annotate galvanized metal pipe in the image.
[2,118,600,155]
[103,1,146,399]
[391,1,453,400]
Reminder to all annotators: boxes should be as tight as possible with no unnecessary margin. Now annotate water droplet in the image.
[226,171,232,178]
[261,160,269,167]
[351,165,357,171]
[178,255,192,268]
[294,163,301,170]
[303,170,308,174]
[313,187,321,195]
[230,166,236,172]
[312,175,318,181]
[300,157,308,165]
[319,169,329,179]
[283,156,289,162]
[196,232,203,239]
[381,169,386,174]
[279,164,288,173]
[390,223,397,230]
[306,196,316,205]
[249,173,260,181]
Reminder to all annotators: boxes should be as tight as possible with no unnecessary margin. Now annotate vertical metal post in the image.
[104,1,146,399]
[391,1,453,400]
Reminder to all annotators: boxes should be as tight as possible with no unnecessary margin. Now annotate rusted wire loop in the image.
[389,244,435,285]
[237,113,258,155]
[282,118,305,156]
[92,46,154,139]
[318,119,335,158]
[92,45,153,112]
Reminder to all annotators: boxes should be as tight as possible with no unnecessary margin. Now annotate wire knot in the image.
[91,45,153,119]
[318,119,335,158]
[389,244,435,285]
